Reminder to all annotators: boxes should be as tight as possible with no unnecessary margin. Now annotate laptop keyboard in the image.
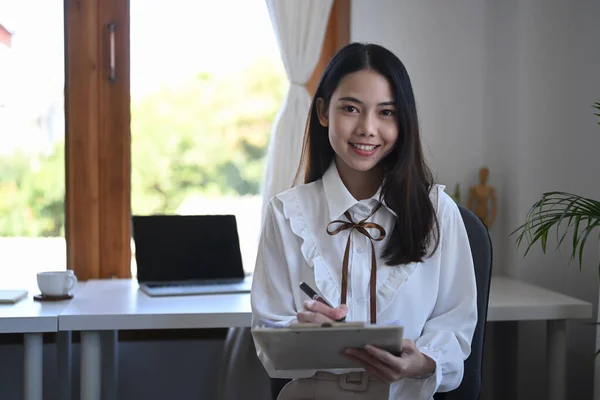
[145,280,242,288]
[140,277,252,297]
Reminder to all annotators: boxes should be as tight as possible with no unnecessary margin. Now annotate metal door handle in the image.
[108,22,116,83]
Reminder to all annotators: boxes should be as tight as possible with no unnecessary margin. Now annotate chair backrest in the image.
[434,204,493,400]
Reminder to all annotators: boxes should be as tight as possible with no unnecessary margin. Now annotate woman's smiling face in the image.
[317,68,398,177]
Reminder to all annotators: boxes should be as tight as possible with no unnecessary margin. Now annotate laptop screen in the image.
[132,214,245,283]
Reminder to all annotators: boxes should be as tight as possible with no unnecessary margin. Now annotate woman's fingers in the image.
[303,300,348,321]
[364,345,405,369]
[342,349,399,383]
[297,310,334,323]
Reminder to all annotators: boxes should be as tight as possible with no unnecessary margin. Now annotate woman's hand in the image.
[342,339,436,383]
[297,300,348,324]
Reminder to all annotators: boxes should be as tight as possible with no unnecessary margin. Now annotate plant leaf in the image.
[578,218,600,270]
[572,215,581,260]
[511,191,600,271]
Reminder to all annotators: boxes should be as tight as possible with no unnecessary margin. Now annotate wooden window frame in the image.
[65,0,130,280]
[307,0,350,97]
[64,0,349,281]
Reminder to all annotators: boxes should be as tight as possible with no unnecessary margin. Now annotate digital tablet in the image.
[251,322,404,370]
[0,290,28,304]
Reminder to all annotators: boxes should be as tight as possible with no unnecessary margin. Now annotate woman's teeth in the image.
[350,143,377,151]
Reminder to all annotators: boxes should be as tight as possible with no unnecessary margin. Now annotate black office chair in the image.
[271,204,493,400]
[433,205,493,400]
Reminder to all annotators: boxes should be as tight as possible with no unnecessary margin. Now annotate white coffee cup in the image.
[37,270,78,297]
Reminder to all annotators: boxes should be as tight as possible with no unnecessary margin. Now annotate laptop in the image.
[132,214,252,297]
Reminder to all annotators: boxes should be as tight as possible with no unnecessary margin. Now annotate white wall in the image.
[351,0,488,201]
[351,0,600,398]
[506,1,600,397]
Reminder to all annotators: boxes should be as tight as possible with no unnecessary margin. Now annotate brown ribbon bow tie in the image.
[326,203,386,324]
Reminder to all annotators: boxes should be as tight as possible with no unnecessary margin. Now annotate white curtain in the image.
[217,1,334,399]
[260,0,334,220]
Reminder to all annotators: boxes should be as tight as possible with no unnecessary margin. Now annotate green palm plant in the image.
[511,102,600,357]
[512,101,600,276]
[512,191,600,274]
[512,101,600,358]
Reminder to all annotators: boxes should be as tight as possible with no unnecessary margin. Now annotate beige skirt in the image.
[276,371,390,400]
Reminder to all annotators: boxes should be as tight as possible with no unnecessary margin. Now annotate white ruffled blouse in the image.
[251,162,477,400]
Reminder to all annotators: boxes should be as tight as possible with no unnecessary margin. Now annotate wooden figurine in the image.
[467,167,497,229]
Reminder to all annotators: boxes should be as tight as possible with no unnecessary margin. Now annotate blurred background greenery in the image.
[0,56,287,237]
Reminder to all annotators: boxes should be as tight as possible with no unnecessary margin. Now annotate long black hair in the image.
[295,42,439,265]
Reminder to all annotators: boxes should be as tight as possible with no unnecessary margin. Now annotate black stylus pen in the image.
[299,282,346,322]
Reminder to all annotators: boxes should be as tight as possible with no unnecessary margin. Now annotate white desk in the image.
[59,278,251,331]
[59,279,251,400]
[487,277,592,400]
[60,276,592,400]
[0,282,84,400]
[488,276,592,321]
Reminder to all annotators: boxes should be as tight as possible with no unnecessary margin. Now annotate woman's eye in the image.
[343,106,358,113]
[381,109,395,116]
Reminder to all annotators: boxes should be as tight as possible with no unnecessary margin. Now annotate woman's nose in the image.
[357,113,376,136]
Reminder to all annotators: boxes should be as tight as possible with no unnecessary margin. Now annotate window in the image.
[0,2,65,286]
[6,0,349,282]
[130,0,286,275]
